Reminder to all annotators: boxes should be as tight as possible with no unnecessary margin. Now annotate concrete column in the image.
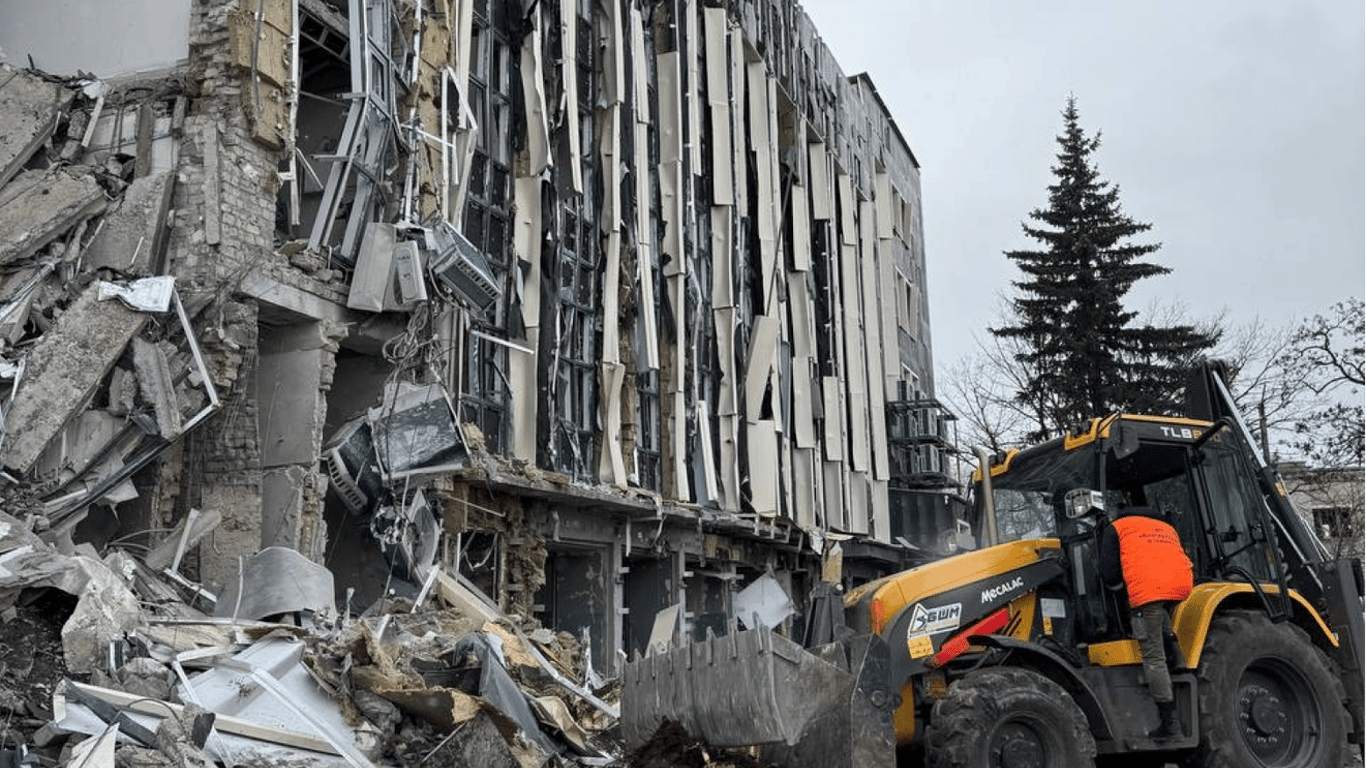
[256,320,341,562]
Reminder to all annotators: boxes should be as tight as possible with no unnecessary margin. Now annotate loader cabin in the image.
[966,413,1279,644]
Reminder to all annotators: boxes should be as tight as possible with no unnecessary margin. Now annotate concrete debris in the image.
[0,507,774,768]
[2,281,148,475]
[0,169,107,268]
[0,68,220,534]
[0,513,141,675]
[0,64,74,187]
[80,171,174,276]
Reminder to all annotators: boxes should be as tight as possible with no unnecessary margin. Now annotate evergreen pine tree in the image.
[992,97,1216,439]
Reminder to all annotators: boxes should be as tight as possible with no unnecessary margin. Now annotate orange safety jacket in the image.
[1114,515,1193,608]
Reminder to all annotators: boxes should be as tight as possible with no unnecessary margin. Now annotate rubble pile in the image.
[0,509,781,768]
[0,64,225,547]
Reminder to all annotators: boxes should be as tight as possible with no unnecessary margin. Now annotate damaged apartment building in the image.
[0,0,957,673]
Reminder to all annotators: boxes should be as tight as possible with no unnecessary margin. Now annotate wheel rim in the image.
[1237,658,1322,766]
[989,719,1048,768]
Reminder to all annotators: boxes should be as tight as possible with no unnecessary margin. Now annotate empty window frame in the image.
[457,1,516,450]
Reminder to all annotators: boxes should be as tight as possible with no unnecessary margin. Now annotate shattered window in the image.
[811,221,837,377]
[693,197,721,498]
[463,5,512,267]
[542,1,604,481]
[551,197,600,479]
[463,335,507,450]
[280,3,351,243]
[636,371,662,491]
[457,2,516,450]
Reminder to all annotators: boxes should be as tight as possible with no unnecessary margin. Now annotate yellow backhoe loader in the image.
[622,361,1364,767]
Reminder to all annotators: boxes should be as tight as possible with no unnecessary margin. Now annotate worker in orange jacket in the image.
[1100,506,1194,741]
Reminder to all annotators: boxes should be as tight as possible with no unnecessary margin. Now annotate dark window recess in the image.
[1313,506,1348,538]
[458,334,507,452]
[278,4,351,243]
[636,371,662,491]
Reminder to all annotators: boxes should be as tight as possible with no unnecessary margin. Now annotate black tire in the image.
[926,667,1096,768]
[1186,610,1350,768]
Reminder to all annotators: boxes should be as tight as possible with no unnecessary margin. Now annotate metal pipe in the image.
[972,446,999,547]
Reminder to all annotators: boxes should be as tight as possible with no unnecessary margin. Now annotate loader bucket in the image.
[621,628,895,768]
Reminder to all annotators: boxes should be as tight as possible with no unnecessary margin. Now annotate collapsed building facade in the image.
[0,0,957,674]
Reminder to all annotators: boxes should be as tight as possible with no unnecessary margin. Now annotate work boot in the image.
[1149,701,1181,741]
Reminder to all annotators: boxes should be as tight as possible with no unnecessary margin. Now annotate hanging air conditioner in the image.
[323,416,387,513]
[426,219,500,312]
[919,445,940,475]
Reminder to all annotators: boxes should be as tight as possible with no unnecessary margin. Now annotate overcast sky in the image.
[802,0,1365,386]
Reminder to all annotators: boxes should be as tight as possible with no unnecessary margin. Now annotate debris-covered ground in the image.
[0,510,777,768]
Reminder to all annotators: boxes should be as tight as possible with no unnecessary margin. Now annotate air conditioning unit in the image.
[426,219,500,312]
[392,240,428,309]
[368,380,469,481]
[918,445,940,475]
[348,225,429,312]
[323,416,386,513]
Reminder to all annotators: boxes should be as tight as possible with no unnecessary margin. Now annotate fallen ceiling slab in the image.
[82,170,174,276]
[0,63,74,187]
[2,281,149,474]
[0,169,107,267]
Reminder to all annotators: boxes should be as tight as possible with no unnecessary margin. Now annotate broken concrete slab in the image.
[132,337,182,440]
[0,64,74,188]
[60,554,143,675]
[0,169,107,267]
[81,171,174,276]
[0,524,142,675]
[2,282,149,474]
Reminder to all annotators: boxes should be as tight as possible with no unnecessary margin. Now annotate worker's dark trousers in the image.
[1132,601,1175,704]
